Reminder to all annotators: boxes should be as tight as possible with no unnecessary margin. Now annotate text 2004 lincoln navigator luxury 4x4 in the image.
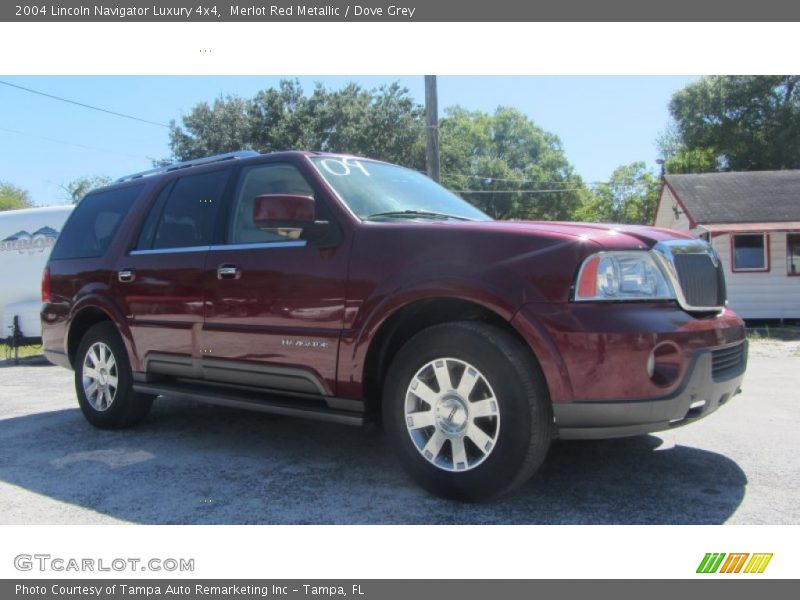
[41,151,747,500]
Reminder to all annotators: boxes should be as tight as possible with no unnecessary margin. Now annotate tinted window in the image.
[135,180,174,250]
[151,170,229,250]
[50,184,143,260]
[228,163,315,244]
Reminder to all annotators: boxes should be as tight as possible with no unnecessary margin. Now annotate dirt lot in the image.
[0,338,797,524]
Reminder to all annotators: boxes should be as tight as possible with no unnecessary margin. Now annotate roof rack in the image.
[115,151,261,183]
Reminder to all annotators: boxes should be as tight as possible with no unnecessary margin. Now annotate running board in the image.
[133,381,365,426]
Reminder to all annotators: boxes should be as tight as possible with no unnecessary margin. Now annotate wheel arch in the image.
[66,300,134,369]
[360,296,547,419]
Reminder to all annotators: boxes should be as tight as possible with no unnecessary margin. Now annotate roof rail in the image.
[115,151,261,182]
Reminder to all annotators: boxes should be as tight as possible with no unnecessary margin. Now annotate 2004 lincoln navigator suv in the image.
[41,151,748,501]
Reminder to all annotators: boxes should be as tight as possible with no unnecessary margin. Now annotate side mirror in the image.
[253,194,315,228]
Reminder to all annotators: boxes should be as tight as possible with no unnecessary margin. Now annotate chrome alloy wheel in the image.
[404,358,500,472]
[82,342,119,412]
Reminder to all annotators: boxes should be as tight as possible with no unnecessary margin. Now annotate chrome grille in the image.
[712,342,746,381]
[653,240,727,312]
[673,253,726,308]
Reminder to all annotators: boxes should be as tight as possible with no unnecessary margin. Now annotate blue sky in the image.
[0,75,697,205]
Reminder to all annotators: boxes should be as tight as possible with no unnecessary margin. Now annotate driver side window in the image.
[228,163,315,244]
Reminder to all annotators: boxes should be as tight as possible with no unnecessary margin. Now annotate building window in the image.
[731,233,769,272]
[788,234,800,276]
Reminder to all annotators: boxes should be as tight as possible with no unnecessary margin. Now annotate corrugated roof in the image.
[664,170,800,224]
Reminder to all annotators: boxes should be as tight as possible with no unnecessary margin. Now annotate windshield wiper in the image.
[364,210,471,221]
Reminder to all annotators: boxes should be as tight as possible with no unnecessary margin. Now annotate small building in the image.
[654,170,800,320]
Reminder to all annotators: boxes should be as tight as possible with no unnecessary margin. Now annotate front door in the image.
[200,161,349,396]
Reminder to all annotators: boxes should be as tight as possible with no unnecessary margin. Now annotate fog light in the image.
[648,342,682,387]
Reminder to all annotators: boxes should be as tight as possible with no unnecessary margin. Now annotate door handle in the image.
[217,264,242,280]
[118,268,136,283]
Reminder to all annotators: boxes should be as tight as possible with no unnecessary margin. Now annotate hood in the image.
[508,221,695,249]
[370,219,695,251]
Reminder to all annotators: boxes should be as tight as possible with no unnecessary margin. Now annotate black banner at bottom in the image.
[3,580,796,600]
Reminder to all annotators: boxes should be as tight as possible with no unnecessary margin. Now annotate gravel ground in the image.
[0,342,797,524]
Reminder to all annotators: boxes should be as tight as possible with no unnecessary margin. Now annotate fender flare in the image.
[67,296,139,370]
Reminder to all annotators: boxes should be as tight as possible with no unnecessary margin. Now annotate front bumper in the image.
[553,340,747,439]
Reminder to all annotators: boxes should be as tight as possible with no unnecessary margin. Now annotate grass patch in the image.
[0,342,43,360]
[746,325,800,342]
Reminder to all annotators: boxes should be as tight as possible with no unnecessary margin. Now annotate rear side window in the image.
[50,184,143,260]
[135,180,175,250]
[139,170,229,251]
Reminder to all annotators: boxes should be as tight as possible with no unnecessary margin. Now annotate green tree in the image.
[665,75,800,171]
[63,176,113,204]
[0,181,33,211]
[168,79,425,167]
[656,123,721,174]
[574,162,659,224]
[663,146,721,174]
[438,106,587,220]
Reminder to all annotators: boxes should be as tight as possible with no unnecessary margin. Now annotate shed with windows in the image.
[653,170,800,320]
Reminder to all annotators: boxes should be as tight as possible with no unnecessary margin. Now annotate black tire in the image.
[382,321,552,501]
[74,322,154,429]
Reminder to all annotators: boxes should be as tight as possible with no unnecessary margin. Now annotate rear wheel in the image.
[382,321,552,501]
[74,322,153,429]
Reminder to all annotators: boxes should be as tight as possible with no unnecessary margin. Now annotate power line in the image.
[418,168,608,187]
[452,188,585,194]
[443,172,607,186]
[0,80,170,129]
[0,126,149,159]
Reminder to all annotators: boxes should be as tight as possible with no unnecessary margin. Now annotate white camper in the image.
[0,205,74,343]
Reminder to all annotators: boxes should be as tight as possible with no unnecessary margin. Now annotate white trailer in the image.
[0,205,74,344]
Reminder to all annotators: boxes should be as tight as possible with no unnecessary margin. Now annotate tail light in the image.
[41,267,51,303]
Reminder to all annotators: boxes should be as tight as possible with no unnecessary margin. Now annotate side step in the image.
[133,381,365,426]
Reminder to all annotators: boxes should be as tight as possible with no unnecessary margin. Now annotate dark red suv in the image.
[41,151,747,500]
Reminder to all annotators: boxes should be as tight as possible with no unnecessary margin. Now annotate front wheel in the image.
[382,322,552,501]
[75,322,154,429]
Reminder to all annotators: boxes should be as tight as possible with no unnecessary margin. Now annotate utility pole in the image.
[424,75,441,182]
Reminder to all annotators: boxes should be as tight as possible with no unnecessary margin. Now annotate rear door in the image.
[200,160,349,396]
[113,168,232,377]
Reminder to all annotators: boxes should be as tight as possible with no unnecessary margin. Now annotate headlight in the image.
[574,251,675,301]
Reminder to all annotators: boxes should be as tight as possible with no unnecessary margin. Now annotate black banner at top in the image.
[3,0,800,22]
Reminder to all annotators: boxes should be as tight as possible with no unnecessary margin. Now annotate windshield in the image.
[309,156,490,221]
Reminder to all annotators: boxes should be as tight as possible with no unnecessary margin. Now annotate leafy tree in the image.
[438,106,587,220]
[63,176,113,204]
[665,76,800,171]
[662,146,721,175]
[0,181,33,211]
[169,94,253,160]
[168,79,425,167]
[656,123,721,174]
[574,162,659,224]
